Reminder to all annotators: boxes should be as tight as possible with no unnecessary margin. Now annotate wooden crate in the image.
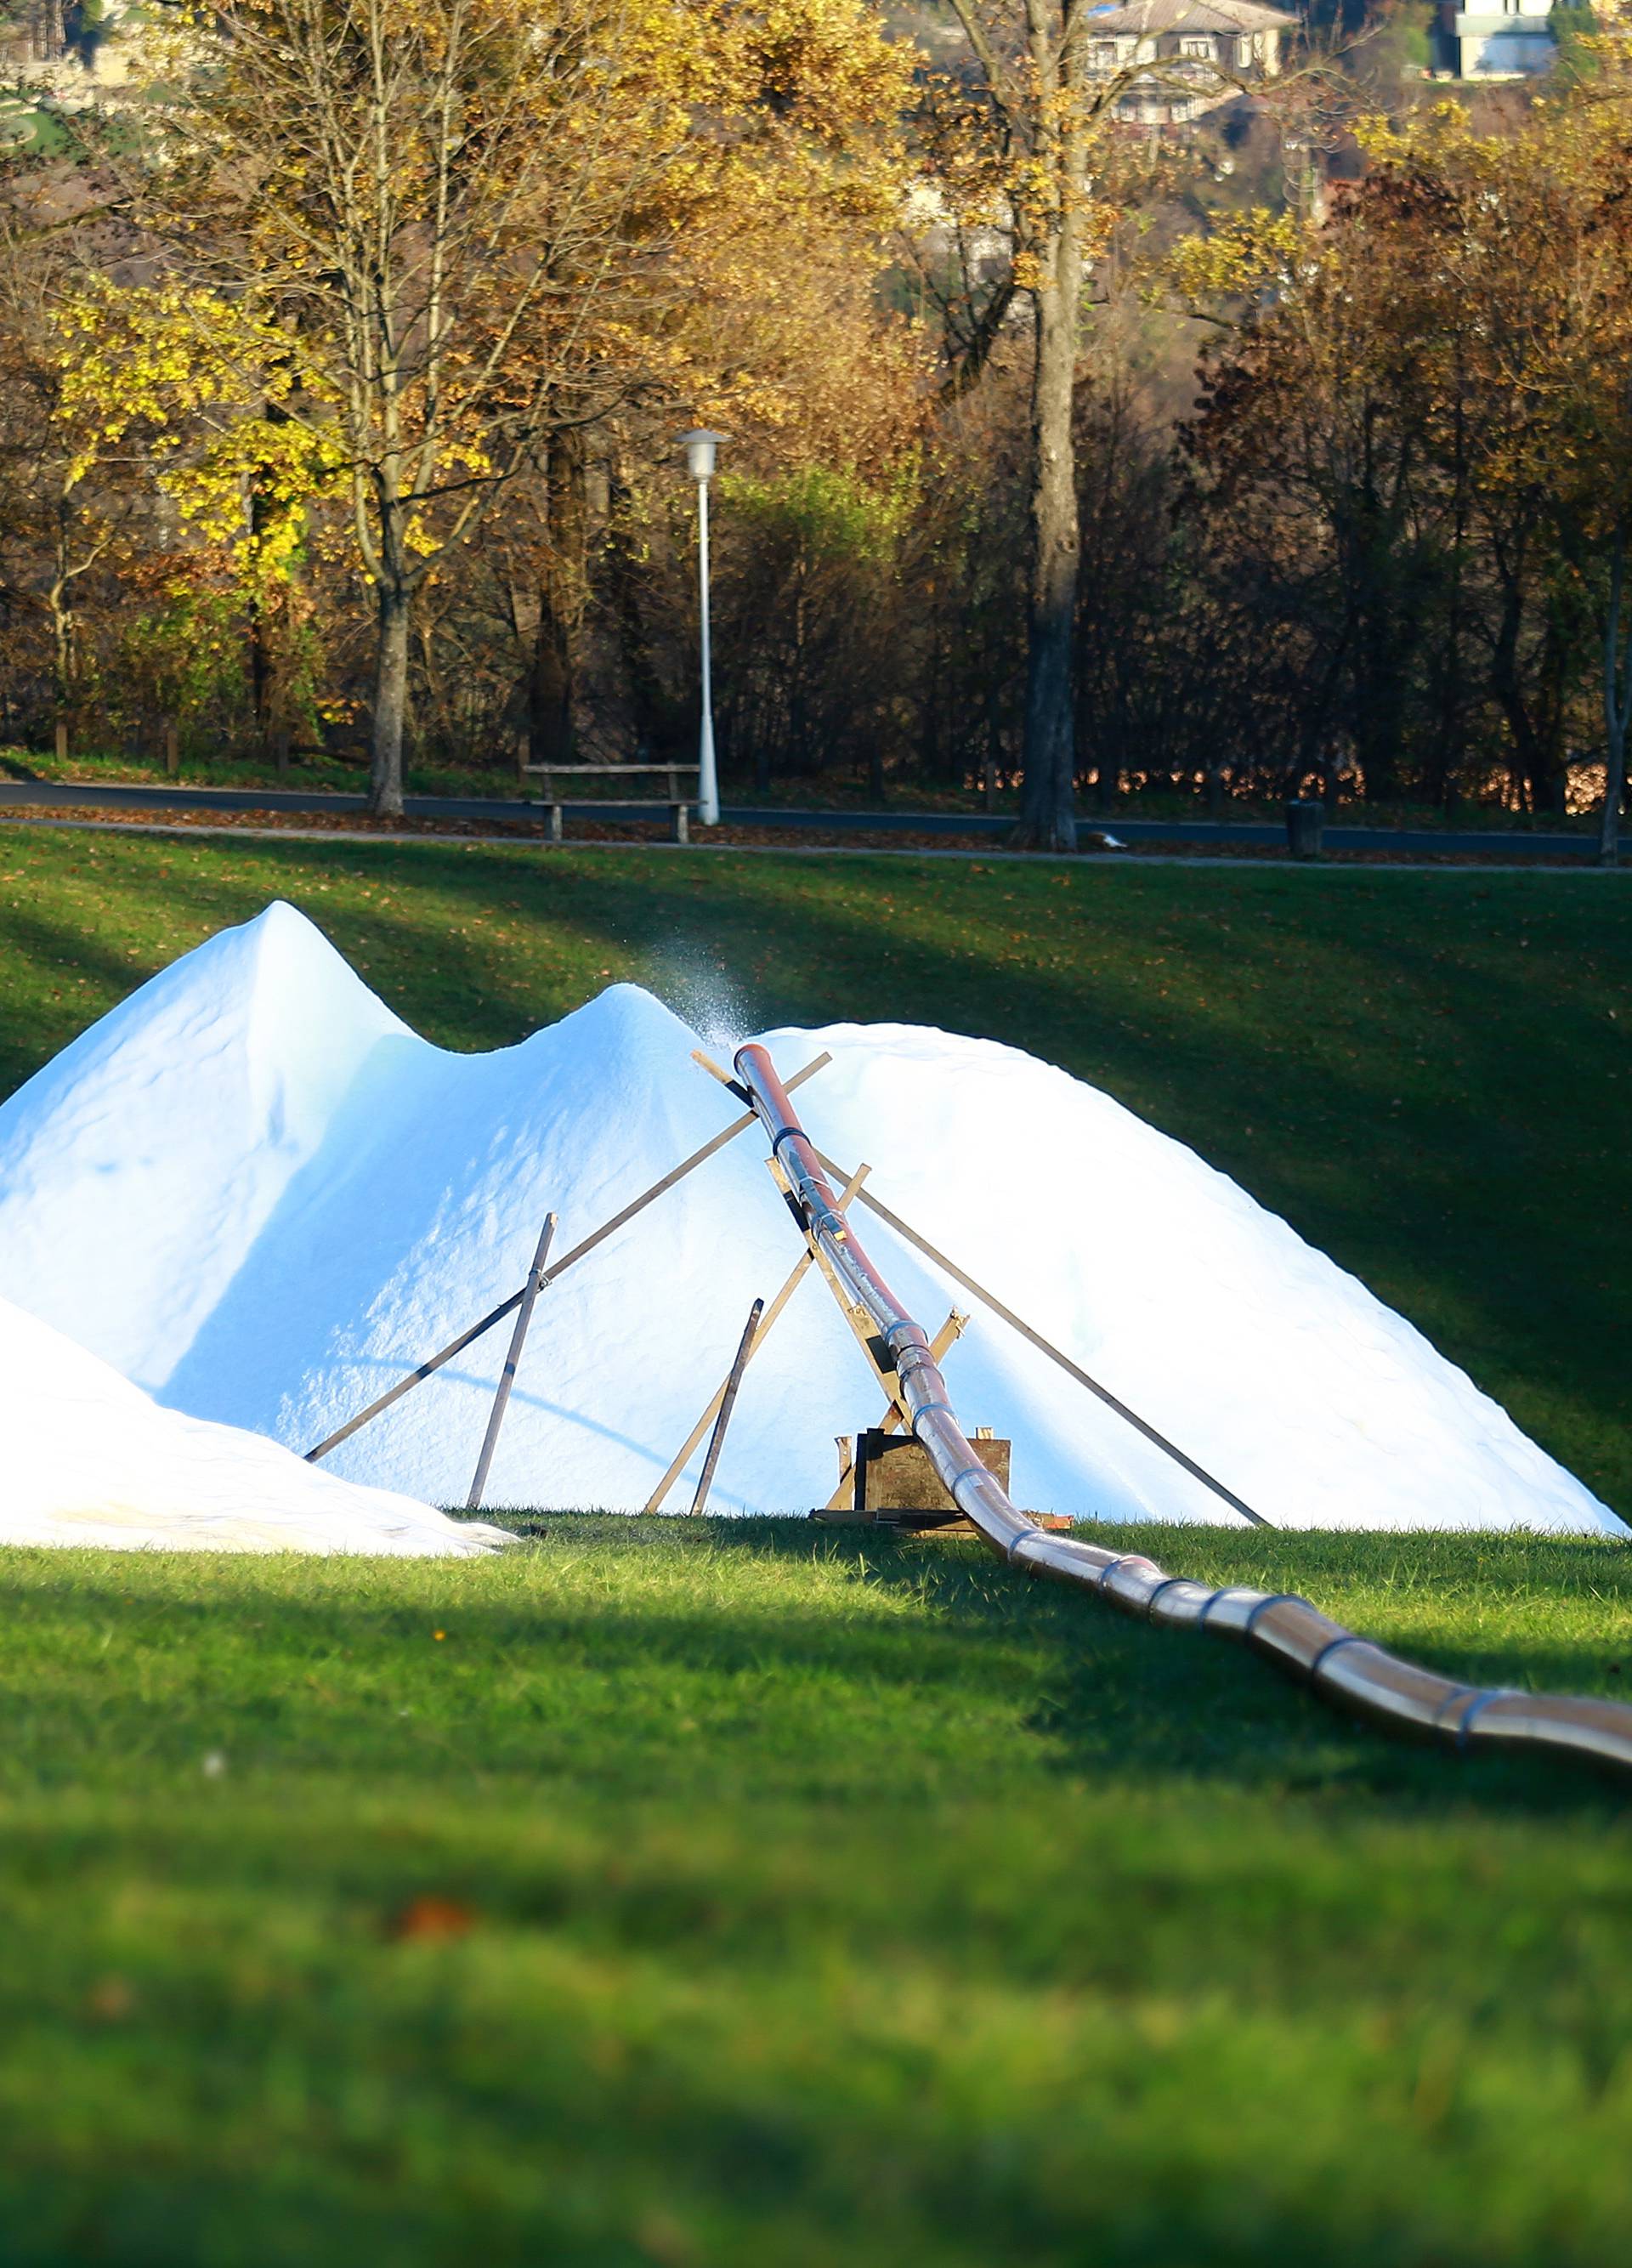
[813,1431,1074,1534]
[860,1430,1010,1513]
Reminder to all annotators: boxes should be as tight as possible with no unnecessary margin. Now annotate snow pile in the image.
[0,1290,505,1556]
[0,899,1618,1536]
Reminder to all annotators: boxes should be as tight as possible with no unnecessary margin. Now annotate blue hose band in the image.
[1307,1634,1367,1682]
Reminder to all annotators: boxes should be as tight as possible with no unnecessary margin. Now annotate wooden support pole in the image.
[643,1160,870,1512]
[304,1053,832,1462]
[821,1308,966,1511]
[643,1255,811,1512]
[164,722,178,777]
[54,718,68,764]
[466,1212,556,1511]
[303,1288,529,1463]
[808,1145,1271,1529]
[706,1043,1266,1526]
[793,1177,904,1416]
[690,1296,762,1515]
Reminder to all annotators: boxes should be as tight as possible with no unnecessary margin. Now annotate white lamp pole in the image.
[677,428,728,826]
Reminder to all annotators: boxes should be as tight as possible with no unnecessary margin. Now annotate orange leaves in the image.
[386,1894,476,1942]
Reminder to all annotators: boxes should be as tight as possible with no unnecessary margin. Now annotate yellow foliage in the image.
[53,278,343,593]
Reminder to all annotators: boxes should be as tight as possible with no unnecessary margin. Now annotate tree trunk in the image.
[48,583,71,716]
[1604,711,1625,868]
[1488,537,1555,818]
[530,591,575,771]
[369,581,411,816]
[530,435,585,769]
[247,397,292,741]
[604,464,683,766]
[1013,217,1082,853]
[1602,522,1629,868]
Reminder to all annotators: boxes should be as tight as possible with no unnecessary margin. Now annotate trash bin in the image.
[1284,798,1324,859]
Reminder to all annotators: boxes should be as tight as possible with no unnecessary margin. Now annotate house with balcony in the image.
[1080,0,1297,127]
[1440,0,1558,76]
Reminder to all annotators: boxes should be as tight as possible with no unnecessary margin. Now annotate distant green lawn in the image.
[0,1520,1629,2266]
[0,831,1629,2264]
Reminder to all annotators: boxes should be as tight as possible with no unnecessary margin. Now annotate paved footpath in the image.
[0,777,1608,859]
[2,808,1624,878]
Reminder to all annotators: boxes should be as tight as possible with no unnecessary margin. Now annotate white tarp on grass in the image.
[0,899,1619,1535]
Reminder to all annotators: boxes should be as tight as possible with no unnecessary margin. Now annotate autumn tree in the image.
[0,163,146,735]
[513,0,917,778]
[114,0,732,812]
[922,9,1255,847]
[88,0,915,814]
[1176,85,1632,851]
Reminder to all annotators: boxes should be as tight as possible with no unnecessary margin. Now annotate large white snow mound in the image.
[0,1288,505,1555]
[0,899,1618,1536]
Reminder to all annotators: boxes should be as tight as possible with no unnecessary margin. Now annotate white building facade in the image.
[1080,0,1295,128]
[1442,0,1559,77]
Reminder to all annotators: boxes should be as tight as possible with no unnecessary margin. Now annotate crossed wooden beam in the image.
[303,1054,833,1503]
[306,1044,1268,1528]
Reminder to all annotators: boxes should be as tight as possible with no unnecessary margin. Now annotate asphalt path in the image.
[0,776,1605,857]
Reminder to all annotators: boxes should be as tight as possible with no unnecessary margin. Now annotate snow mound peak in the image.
[0,902,1619,1538]
[0,901,410,1391]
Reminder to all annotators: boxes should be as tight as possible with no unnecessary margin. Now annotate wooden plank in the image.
[904,1511,1075,1539]
[642,1157,869,1512]
[303,1287,530,1462]
[808,1145,1272,1530]
[689,1297,762,1514]
[520,763,701,776]
[466,1212,556,1510]
[304,1053,833,1462]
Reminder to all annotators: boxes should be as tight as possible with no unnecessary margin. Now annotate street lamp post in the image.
[677,428,728,826]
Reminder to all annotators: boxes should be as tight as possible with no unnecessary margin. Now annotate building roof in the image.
[1084,0,1298,33]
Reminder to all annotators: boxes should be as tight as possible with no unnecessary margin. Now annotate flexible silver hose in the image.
[733,1042,1632,1778]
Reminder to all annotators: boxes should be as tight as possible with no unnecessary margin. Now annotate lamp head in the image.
[676,428,729,483]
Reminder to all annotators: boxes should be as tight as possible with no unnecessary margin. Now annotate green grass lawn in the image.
[1,743,488,801]
[0,1520,1629,2266]
[0,830,1629,2263]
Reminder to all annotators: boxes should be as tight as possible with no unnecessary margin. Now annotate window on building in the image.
[1180,34,1213,58]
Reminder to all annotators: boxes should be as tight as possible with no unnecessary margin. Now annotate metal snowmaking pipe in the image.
[731,1042,1632,1780]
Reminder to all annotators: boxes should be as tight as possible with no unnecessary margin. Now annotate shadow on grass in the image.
[694,1516,1632,1817]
